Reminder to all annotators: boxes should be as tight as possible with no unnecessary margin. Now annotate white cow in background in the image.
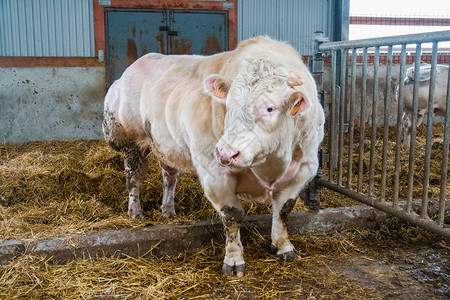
[396,64,449,147]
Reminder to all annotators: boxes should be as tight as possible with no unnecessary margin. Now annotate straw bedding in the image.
[0,224,445,299]
[0,124,448,240]
[0,123,448,298]
[322,122,449,207]
[0,139,312,241]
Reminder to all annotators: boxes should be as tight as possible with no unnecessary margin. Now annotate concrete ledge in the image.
[0,204,389,265]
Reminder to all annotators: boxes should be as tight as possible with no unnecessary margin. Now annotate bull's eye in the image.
[267,107,276,113]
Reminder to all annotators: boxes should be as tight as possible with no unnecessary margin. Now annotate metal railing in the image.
[312,30,450,239]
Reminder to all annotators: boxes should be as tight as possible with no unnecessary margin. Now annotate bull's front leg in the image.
[123,142,148,220]
[220,205,246,277]
[271,156,319,261]
[271,197,301,261]
[200,171,245,277]
[401,111,412,147]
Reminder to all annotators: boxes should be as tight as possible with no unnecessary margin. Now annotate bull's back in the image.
[104,51,230,172]
[147,54,232,171]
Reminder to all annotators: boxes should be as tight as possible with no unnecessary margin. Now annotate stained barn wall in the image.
[0,67,105,142]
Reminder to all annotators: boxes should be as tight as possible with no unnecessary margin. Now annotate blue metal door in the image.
[105,9,166,86]
[168,10,228,55]
[105,8,228,86]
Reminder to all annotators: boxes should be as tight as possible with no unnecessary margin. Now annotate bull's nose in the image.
[215,146,240,167]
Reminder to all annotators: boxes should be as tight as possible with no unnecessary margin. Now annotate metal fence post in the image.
[302,31,329,213]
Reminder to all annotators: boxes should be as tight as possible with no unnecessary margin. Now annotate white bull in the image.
[103,36,325,277]
[396,64,449,147]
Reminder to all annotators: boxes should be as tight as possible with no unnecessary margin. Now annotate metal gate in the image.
[312,30,450,239]
[105,8,228,86]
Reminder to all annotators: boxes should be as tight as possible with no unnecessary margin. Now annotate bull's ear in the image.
[288,91,310,116]
[203,74,230,104]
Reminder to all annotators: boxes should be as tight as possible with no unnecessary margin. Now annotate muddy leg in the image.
[271,156,319,261]
[271,197,301,261]
[160,161,179,217]
[200,171,245,277]
[220,205,246,277]
[124,143,147,220]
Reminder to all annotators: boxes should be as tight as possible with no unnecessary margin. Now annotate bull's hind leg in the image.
[103,100,147,219]
[123,143,148,219]
[160,161,179,217]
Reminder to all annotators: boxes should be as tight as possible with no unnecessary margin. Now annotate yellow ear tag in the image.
[290,101,301,115]
[213,87,225,98]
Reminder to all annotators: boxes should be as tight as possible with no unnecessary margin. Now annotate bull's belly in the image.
[151,141,196,174]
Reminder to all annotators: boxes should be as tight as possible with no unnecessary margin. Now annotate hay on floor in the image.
[0,222,443,299]
[1,122,448,240]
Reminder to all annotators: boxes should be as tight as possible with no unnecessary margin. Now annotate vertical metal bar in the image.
[329,50,337,181]
[438,58,450,225]
[338,49,347,186]
[393,44,407,209]
[368,46,380,197]
[357,47,368,193]
[380,46,393,202]
[406,43,422,213]
[303,31,327,213]
[421,42,438,219]
[347,49,357,188]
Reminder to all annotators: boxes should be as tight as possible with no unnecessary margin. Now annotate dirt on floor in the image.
[1,222,449,299]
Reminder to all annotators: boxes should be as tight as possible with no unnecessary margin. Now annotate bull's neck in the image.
[250,154,291,190]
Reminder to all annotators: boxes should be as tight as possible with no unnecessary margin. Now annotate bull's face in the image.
[204,58,311,168]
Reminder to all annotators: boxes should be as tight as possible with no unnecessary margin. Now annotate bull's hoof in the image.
[222,263,245,278]
[270,244,278,254]
[127,210,143,220]
[277,249,301,262]
[160,205,176,218]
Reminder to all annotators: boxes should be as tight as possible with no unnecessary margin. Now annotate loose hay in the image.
[0,224,446,299]
[321,122,450,208]
[1,125,449,298]
[0,139,301,241]
[1,123,448,240]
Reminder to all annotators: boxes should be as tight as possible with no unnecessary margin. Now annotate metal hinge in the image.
[98,50,104,63]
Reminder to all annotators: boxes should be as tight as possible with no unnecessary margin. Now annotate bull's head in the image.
[204,58,313,168]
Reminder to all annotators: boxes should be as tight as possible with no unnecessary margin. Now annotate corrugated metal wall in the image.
[0,0,94,57]
[238,0,332,55]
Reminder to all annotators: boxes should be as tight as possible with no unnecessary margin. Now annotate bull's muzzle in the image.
[215,146,240,167]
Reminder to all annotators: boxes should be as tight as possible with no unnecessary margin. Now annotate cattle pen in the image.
[311,30,450,239]
[1,31,450,298]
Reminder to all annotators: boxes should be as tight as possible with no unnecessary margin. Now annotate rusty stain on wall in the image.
[201,35,222,55]
[155,33,165,54]
[127,39,138,65]
[170,38,192,55]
